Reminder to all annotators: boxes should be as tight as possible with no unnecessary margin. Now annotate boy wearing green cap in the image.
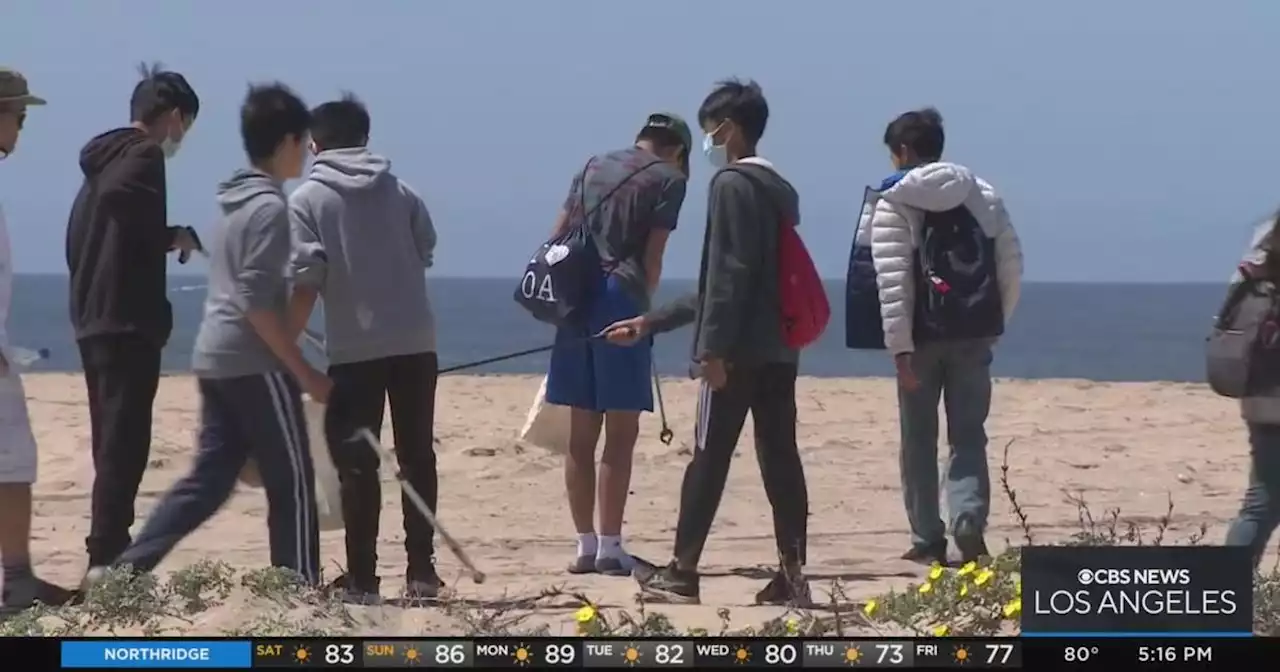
[544,112,690,576]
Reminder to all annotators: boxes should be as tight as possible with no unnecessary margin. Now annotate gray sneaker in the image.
[594,555,636,577]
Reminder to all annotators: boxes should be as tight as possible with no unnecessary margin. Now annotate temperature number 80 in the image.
[764,644,798,665]
[1064,646,1099,662]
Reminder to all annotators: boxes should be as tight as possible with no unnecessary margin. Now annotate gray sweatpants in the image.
[115,372,320,584]
[1224,422,1280,569]
[897,338,994,548]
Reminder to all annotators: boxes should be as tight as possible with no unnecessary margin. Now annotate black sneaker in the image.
[326,573,382,605]
[1,577,76,613]
[754,570,813,607]
[953,530,990,564]
[900,541,948,565]
[404,568,446,603]
[636,562,700,605]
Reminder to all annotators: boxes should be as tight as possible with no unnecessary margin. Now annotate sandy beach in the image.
[16,372,1271,635]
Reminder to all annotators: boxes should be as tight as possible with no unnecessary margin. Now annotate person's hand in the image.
[300,368,333,404]
[600,315,649,346]
[895,353,920,392]
[171,227,202,263]
[699,357,729,391]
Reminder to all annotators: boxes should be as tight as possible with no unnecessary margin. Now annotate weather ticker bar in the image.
[11,636,1277,669]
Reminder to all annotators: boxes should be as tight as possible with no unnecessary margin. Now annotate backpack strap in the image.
[715,165,785,295]
[574,158,666,268]
[573,158,665,228]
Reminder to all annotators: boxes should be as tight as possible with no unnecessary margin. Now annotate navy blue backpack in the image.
[845,171,1003,349]
[514,158,661,327]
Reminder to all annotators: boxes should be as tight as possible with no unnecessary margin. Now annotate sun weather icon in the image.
[953,645,971,664]
[513,643,533,666]
[733,646,751,664]
[404,645,422,665]
[622,644,642,666]
[292,645,311,665]
[843,645,863,665]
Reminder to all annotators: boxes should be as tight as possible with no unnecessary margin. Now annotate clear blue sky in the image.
[1,0,1276,282]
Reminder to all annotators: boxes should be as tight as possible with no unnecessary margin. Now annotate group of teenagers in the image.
[2,62,1276,617]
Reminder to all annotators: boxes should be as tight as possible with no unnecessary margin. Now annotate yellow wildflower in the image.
[918,582,933,594]
[1003,598,1022,618]
[863,599,878,616]
[958,561,978,576]
[928,565,945,581]
[958,583,969,597]
[974,568,994,587]
[932,624,949,637]
[785,618,799,634]
[575,605,597,623]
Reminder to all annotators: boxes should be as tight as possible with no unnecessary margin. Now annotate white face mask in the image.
[159,136,182,159]
[159,115,187,159]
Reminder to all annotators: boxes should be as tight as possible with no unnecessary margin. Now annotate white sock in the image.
[597,535,625,559]
[576,533,598,558]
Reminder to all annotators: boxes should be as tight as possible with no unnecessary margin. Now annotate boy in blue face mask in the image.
[603,79,811,607]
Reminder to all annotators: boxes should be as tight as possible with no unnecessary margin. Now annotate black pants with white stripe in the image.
[673,362,809,570]
[326,352,439,584]
[115,372,320,584]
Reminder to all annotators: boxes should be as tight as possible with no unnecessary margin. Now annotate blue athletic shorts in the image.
[546,274,654,413]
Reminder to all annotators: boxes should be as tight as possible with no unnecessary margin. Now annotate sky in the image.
[1,0,1277,282]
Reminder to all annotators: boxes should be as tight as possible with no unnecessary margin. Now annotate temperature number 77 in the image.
[984,644,1015,665]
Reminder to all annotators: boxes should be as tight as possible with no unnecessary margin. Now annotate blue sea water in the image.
[5,275,1225,382]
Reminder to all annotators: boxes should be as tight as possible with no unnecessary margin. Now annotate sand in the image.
[17,372,1272,635]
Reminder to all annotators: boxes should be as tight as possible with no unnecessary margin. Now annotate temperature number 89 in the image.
[1064,646,1098,662]
[545,644,576,665]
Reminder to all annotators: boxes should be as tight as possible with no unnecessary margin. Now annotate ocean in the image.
[6,275,1225,382]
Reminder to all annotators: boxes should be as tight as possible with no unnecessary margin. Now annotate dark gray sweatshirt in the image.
[647,157,800,366]
[192,169,290,378]
[289,148,437,365]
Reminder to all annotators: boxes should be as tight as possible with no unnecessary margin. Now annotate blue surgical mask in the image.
[702,132,728,169]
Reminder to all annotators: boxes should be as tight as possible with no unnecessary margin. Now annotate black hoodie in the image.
[66,127,180,346]
[647,157,801,366]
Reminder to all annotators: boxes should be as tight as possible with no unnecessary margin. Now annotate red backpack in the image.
[777,219,830,348]
[726,167,831,349]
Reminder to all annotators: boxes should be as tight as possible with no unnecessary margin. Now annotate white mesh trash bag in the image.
[234,399,344,532]
[304,399,345,532]
[517,375,571,455]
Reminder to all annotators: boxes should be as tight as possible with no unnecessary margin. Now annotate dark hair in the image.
[310,93,370,151]
[883,107,945,161]
[697,78,769,144]
[130,62,200,125]
[635,126,685,153]
[240,82,311,164]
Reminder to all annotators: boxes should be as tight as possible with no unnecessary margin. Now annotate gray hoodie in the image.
[648,157,801,366]
[192,169,291,378]
[289,148,437,365]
